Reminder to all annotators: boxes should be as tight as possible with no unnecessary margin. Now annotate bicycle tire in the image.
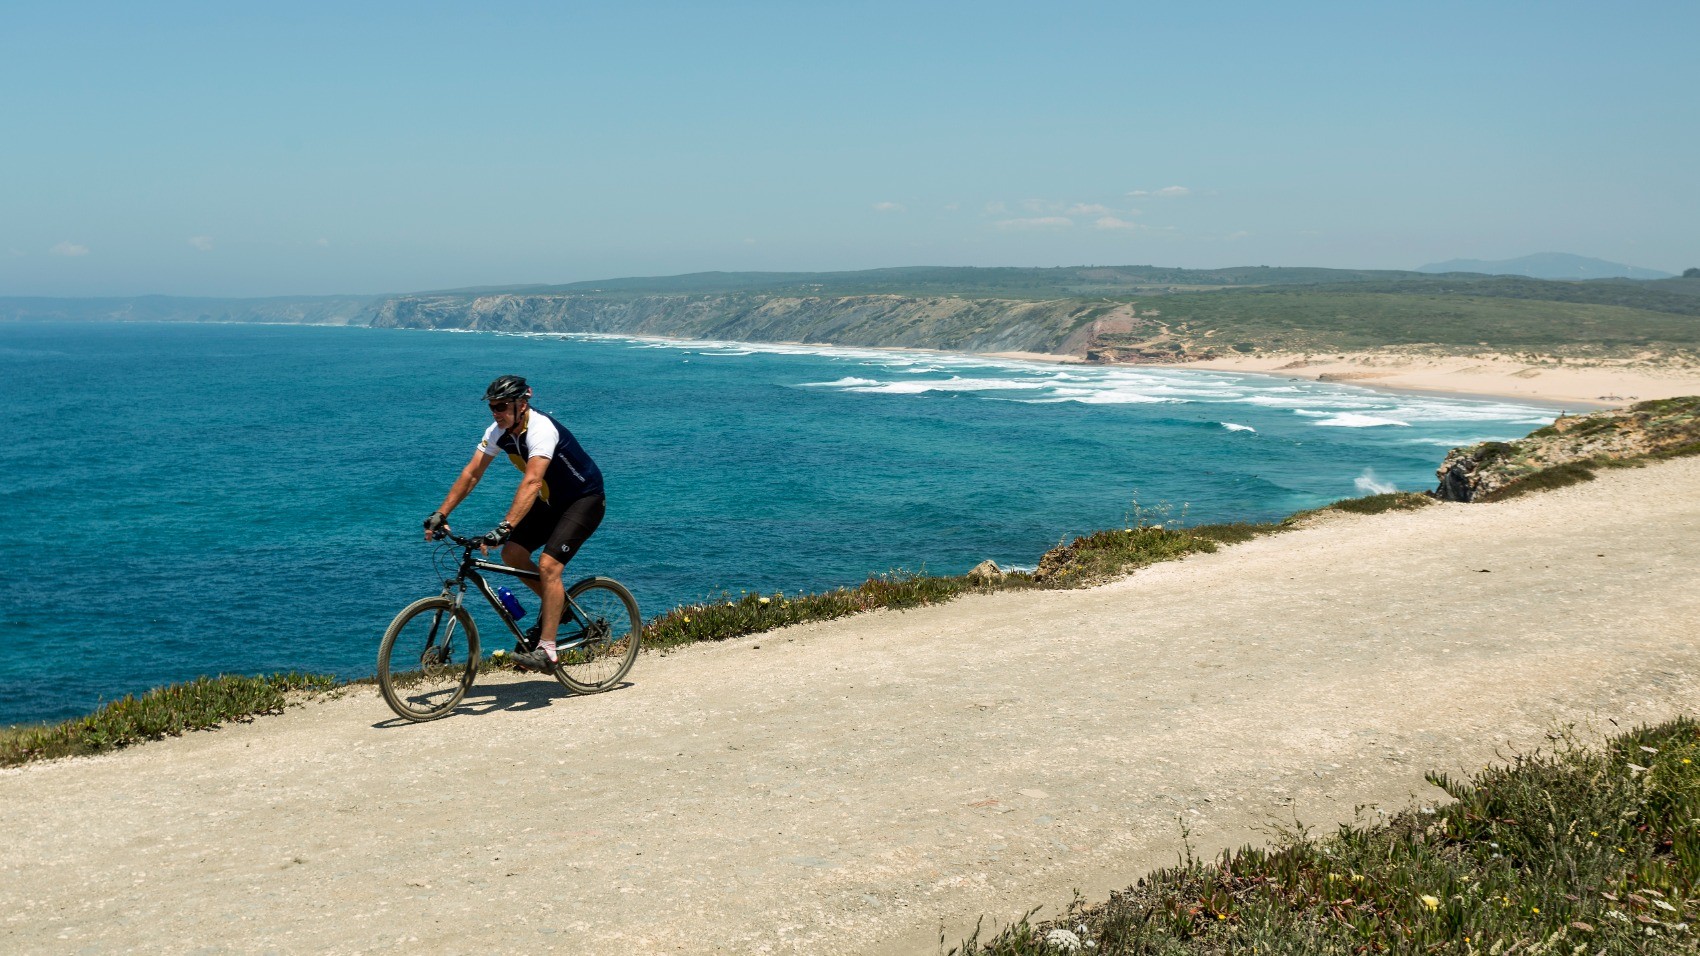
[378,596,480,721]
[552,577,641,694]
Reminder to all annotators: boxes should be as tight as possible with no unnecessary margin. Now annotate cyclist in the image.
[422,375,606,672]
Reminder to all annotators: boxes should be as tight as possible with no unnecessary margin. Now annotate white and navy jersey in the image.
[477,409,604,504]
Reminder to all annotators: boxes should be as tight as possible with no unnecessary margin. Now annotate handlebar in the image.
[431,528,498,548]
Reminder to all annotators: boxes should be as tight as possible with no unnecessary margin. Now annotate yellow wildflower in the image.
[1421,895,1440,910]
[759,596,771,604]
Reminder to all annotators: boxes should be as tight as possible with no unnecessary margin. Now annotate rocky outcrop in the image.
[1032,539,1082,584]
[365,292,1117,356]
[967,560,1004,583]
[1435,397,1700,501]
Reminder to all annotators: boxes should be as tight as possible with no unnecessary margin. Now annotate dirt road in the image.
[5,459,1698,955]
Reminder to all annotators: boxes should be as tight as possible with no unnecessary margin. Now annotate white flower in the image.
[1043,929,1082,953]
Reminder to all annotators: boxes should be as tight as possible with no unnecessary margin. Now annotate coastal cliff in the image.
[1435,396,1700,501]
[366,291,1121,355]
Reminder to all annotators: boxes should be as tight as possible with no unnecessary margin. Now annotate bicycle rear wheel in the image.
[553,577,641,694]
[378,596,480,721]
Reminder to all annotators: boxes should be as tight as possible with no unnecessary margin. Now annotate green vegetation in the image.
[0,672,339,766]
[1100,290,1700,357]
[1304,491,1435,517]
[535,265,1425,301]
[1453,396,1700,502]
[22,265,1697,362]
[641,573,1028,651]
[1477,462,1599,502]
[950,718,1700,955]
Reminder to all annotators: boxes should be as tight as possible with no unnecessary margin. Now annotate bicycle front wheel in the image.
[377,596,480,721]
[554,577,641,694]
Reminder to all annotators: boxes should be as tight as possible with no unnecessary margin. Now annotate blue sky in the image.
[3,1,1695,296]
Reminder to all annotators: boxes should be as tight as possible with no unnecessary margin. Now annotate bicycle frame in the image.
[441,549,596,650]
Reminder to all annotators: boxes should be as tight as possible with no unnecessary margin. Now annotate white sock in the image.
[540,639,558,663]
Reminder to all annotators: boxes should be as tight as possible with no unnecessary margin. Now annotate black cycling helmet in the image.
[484,375,531,404]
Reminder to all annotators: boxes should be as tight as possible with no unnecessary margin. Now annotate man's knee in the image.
[538,554,565,581]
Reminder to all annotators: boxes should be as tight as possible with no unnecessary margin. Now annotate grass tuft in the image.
[1478,461,1599,502]
[1320,491,1435,516]
[641,571,1041,653]
[952,718,1700,955]
[0,672,339,767]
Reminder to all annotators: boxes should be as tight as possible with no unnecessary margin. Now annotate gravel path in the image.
[4,458,1698,955]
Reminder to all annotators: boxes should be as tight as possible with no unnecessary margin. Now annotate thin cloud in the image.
[1127,185,1191,198]
[188,236,214,251]
[1093,216,1140,230]
[985,201,1009,215]
[872,201,906,213]
[50,241,89,257]
[995,216,1074,230]
[1013,199,1115,216]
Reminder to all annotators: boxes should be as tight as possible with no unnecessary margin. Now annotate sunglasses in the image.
[488,401,515,413]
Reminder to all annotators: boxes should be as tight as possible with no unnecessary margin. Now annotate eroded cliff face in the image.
[365,292,1127,355]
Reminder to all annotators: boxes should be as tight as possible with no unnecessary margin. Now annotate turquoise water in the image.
[0,322,1558,725]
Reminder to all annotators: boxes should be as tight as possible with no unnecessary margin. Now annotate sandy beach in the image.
[4,456,1697,954]
[1157,351,1700,408]
[983,348,1700,408]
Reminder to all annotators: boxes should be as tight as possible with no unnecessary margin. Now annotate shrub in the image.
[953,719,1700,955]
[1478,461,1598,502]
[1323,492,1434,515]
[0,672,339,766]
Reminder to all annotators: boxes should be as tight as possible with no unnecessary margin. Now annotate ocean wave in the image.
[1019,387,1177,405]
[1219,422,1256,433]
[1399,438,1476,447]
[1354,468,1398,495]
[800,377,881,388]
[842,376,1052,394]
[1315,413,1412,428]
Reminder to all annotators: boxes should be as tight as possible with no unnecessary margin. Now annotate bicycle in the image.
[377,528,642,721]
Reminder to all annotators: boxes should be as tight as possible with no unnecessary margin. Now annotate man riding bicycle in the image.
[423,375,606,672]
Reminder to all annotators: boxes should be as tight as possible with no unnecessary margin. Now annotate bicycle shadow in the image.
[370,676,635,729]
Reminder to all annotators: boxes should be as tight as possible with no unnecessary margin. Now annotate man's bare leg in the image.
[536,553,565,660]
[500,542,547,600]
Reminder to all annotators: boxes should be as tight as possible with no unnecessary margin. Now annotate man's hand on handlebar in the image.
[478,521,513,554]
[423,511,449,542]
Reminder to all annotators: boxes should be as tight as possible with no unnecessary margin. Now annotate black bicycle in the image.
[377,528,642,721]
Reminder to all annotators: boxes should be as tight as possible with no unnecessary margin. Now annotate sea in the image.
[0,321,1562,726]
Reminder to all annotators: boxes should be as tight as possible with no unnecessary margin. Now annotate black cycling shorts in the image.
[510,494,605,565]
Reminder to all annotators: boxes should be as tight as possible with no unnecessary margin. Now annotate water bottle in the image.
[495,586,526,620]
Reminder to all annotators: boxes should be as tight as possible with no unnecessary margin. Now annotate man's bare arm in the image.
[503,456,550,528]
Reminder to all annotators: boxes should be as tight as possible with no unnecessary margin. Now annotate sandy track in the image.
[4,459,1699,955]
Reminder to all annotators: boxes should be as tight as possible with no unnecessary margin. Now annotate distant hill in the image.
[9,264,1699,361]
[1416,253,1671,281]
